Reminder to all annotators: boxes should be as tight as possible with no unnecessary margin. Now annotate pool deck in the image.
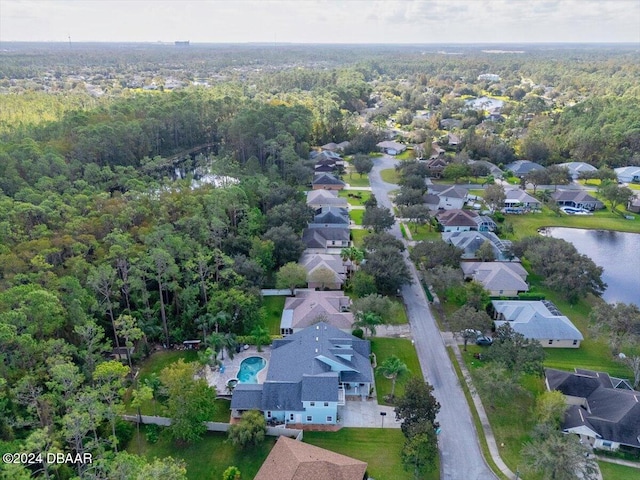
[205,346,271,395]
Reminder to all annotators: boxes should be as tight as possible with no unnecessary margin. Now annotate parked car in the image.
[476,336,493,346]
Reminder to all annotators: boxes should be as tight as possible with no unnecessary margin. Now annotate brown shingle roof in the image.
[255,436,367,480]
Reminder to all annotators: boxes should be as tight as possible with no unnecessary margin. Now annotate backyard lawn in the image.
[305,428,439,480]
[262,295,286,336]
[370,337,421,403]
[505,205,640,238]
[127,426,276,480]
[338,189,371,206]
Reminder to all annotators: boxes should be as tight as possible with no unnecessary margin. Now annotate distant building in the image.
[615,166,640,184]
[376,141,407,155]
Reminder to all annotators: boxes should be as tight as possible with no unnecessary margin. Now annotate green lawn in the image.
[394,149,416,161]
[137,350,199,384]
[446,348,509,480]
[339,189,371,206]
[370,338,421,403]
[127,426,276,480]
[406,223,440,241]
[505,205,640,238]
[388,297,409,325]
[305,428,439,480]
[460,346,546,479]
[345,173,370,188]
[262,295,286,336]
[380,168,401,185]
[599,461,640,480]
[350,209,364,225]
[351,228,369,248]
[544,341,633,379]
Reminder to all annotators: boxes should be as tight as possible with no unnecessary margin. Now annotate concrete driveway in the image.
[369,155,498,480]
[340,399,401,428]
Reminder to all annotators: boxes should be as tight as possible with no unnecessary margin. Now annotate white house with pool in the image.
[230,322,373,427]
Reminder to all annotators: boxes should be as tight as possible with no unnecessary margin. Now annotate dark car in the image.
[476,336,493,346]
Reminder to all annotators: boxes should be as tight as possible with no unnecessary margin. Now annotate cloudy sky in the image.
[1,0,639,44]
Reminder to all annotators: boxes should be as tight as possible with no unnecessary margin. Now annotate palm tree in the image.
[195,313,216,341]
[206,332,224,360]
[379,355,409,398]
[221,332,238,361]
[341,247,364,280]
[353,311,382,338]
[250,325,270,352]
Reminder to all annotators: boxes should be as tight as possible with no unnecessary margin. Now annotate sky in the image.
[1,0,639,44]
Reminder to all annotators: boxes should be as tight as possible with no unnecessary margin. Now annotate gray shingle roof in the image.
[230,384,264,410]
[312,173,346,187]
[302,227,350,249]
[546,368,640,448]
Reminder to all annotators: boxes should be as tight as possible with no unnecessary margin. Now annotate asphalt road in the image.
[368,156,498,480]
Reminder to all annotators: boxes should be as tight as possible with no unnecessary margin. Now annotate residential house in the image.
[423,193,441,211]
[443,231,513,261]
[615,166,640,184]
[306,190,349,210]
[311,150,342,161]
[424,157,447,178]
[280,290,352,335]
[231,322,373,426]
[320,141,350,153]
[503,189,541,212]
[545,368,639,452]
[436,209,497,233]
[299,253,347,290]
[557,162,598,180]
[490,300,584,348]
[312,173,346,191]
[469,160,504,179]
[309,207,350,228]
[440,118,462,130]
[447,132,461,146]
[302,227,351,252]
[628,193,640,214]
[552,190,604,211]
[461,262,529,297]
[430,142,446,159]
[504,160,546,178]
[376,140,407,155]
[429,185,469,210]
[255,436,367,480]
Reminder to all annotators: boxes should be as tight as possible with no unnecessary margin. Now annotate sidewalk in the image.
[450,342,518,479]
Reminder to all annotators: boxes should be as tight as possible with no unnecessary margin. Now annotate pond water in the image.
[542,227,640,307]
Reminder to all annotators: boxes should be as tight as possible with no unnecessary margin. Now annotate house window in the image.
[310,402,315,407]
[602,441,612,448]
[266,411,271,418]
[289,414,294,421]
[573,340,578,346]
[324,402,329,407]
[327,416,333,422]
[306,416,313,422]
[548,340,553,345]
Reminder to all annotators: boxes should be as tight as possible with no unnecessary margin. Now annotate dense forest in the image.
[1,43,639,478]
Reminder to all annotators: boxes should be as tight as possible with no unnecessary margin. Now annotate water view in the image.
[543,227,640,307]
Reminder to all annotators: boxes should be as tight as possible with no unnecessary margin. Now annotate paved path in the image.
[369,155,499,480]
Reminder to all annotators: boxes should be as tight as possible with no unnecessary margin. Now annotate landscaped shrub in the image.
[145,424,161,444]
[352,328,364,339]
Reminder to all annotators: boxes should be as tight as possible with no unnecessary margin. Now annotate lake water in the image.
[543,227,640,307]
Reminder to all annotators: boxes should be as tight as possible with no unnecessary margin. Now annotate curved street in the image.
[368,155,498,480]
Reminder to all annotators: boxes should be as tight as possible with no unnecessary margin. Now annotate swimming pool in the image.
[237,356,266,384]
